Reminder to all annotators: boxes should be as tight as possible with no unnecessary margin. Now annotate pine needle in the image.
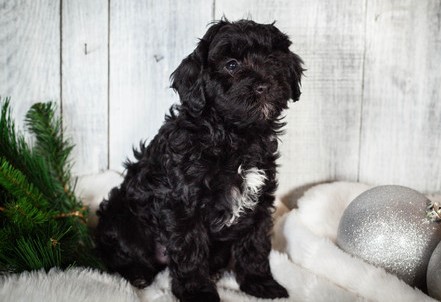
[25,103,77,210]
[0,98,103,273]
[0,99,61,206]
[14,235,62,270]
[0,157,49,208]
[3,197,55,232]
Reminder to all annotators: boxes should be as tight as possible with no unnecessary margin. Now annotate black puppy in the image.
[96,19,303,302]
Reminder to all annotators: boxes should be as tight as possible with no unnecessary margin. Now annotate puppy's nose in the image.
[255,84,269,94]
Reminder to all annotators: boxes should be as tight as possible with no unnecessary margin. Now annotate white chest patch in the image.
[226,166,267,227]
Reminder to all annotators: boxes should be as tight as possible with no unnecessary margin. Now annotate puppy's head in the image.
[171,19,304,127]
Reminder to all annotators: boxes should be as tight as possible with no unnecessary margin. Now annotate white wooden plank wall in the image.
[0,0,440,195]
[0,0,60,132]
[359,0,441,193]
[62,0,109,175]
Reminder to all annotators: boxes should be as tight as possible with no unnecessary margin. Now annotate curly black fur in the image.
[95,19,303,302]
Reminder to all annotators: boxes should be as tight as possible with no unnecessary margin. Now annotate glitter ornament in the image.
[427,240,441,299]
[336,185,441,289]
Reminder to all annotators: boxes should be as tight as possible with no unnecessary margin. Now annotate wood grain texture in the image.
[0,0,60,131]
[62,0,108,175]
[108,0,213,171]
[216,0,367,195]
[1,0,440,194]
[359,0,441,193]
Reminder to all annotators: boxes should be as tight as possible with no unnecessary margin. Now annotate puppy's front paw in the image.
[123,267,157,289]
[180,290,220,302]
[240,276,288,299]
[174,282,220,302]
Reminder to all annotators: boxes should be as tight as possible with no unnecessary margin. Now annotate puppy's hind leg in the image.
[96,188,165,288]
[117,255,165,288]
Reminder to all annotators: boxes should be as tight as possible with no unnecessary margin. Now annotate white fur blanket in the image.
[0,175,437,301]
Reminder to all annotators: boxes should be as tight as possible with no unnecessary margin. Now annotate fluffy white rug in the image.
[0,175,437,302]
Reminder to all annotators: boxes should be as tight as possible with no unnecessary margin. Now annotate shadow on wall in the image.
[281,180,337,209]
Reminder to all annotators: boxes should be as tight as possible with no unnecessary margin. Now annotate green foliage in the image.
[0,158,50,209]
[25,103,77,211]
[0,97,102,273]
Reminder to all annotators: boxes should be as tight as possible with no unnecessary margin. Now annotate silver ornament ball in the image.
[336,185,441,289]
[427,240,441,299]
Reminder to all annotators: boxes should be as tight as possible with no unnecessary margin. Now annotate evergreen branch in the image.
[3,197,55,232]
[0,98,61,205]
[25,102,78,210]
[0,98,30,171]
[14,235,62,270]
[54,206,88,223]
[1,202,87,224]
[0,157,49,208]
[0,99,103,272]
[1,223,72,272]
[0,227,12,271]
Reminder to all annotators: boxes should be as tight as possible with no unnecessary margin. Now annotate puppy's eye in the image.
[225,59,239,73]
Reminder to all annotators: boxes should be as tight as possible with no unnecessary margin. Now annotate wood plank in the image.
[0,0,60,132]
[215,0,367,195]
[62,0,108,175]
[109,0,213,171]
[359,0,441,193]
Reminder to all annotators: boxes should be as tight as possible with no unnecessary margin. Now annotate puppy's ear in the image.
[170,21,227,114]
[170,54,206,113]
[287,52,304,102]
